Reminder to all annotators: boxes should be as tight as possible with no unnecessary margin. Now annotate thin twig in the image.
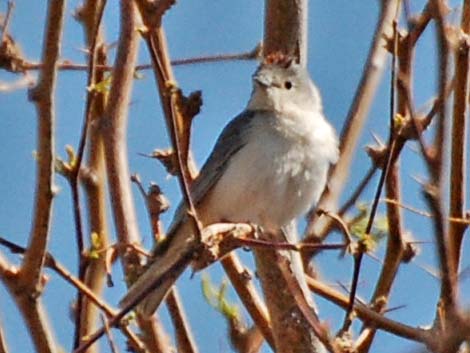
[357,165,405,353]
[306,276,431,344]
[383,198,470,224]
[101,315,119,353]
[237,237,347,252]
[0,1,14,42]
[341,0,402,334]
[20,47,260,72]
[305,0,398,242]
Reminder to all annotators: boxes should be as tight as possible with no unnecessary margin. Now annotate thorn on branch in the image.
[366,144,388,169]
[147,183,170,217]
[168,85,203,183]
[382,29,404,55]
[180,90,203,121]
[55,145,78,179]
[140,148,178,175]
[131,174,170,242]
[402,240,419,263]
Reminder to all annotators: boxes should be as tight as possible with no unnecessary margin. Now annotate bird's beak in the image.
[253,74,271,88]
[253,74,281,88]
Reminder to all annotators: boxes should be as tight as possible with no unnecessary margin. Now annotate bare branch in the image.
[102,0,141,268]
[264,0,307,65]
[0,1,14,42]
[17,46,260,73]
[72,0,107,348]
[448,0,469,280]
[429,0,458,325]
[0,253,56,353]
[165,289,198,353]
[3,2,67,351]
[254,228,323,353]
[20,0,65,292]
[221,254,275,348]
[101,315,119,353]
[134,2,202,239]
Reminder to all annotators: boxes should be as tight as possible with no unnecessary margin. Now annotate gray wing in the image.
[120,111,258,314]
[167,109,257,234]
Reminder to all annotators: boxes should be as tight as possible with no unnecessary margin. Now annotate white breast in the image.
[204,110,338,231]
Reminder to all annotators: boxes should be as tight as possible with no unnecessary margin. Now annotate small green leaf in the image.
[91,231,103,249]
[87,232,103,260]
[394,113,406,129]
[88,74,112,94]
[88,249,100,260]
[65,145,77,169]
[349,203,389,252]
[201,274,239,320]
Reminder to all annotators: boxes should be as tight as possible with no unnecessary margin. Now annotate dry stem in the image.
[264,0,307,65]
[448,0,469,280]
[11,1,66,351]
[20,0,64,294]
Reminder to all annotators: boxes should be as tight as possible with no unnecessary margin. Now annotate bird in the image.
[120,57,339,317]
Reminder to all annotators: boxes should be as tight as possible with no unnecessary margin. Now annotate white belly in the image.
[204,114,335,231]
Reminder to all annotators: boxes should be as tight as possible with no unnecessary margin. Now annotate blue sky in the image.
[1,0,469,352]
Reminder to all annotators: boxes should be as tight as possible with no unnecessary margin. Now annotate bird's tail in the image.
[119,222,196,317]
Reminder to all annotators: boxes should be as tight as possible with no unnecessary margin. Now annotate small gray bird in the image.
[120,59,339,316]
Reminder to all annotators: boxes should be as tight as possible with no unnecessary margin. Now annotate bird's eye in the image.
[284,81,293,90]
